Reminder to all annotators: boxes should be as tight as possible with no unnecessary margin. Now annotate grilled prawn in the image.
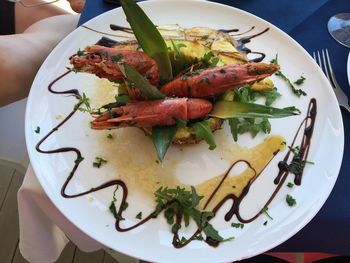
[160,63,279,97]
[70,45,160,85]
[91,98,212,129]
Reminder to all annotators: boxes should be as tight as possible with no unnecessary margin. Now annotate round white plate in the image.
[25,1,344,262]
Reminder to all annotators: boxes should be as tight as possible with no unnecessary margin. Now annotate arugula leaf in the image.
[98,94,130,113]
[210,101,300,119]
[270,54,307,97]
[153,186,229,244]
[74,92,92,113]
[120,0,173,82]
[118,62,165,100]
[228,118,239,142]
[170,39,187,60]
[192,120,216,150]
[152,125,177,161]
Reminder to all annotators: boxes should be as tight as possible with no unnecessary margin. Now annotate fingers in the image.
[67,0,86,13]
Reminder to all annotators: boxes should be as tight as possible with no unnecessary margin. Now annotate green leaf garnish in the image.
[153,186,230,244]
[270,54,306,97]
[231,223,244,229]
[34,126,40,134]
[152,125,177,161]
[192,120,216,150]
[118,62,165,100]
[294,75,306,85]
[210,101,300,119]
[286,194,297,207]
[287,182,294,188]
[74,92,92,113]
[120,0,173,82]
[228,118,239,142]
[93,157,107,168]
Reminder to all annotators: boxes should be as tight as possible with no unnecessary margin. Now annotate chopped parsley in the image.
[287,182,294,188]
[231,223,244,229]
[76,49,85,57]
[136,212,143,220]
[294,75,306,85]
[93,157,107,168]
[111,54,123,63]
[107,133,113,139]
[34,126,40,134]
[286,194,297,207]
[270,54,307,97]
[287,146,314,175]
[74,92,92,113]
[109,187,118,218]
[262,206,273,220]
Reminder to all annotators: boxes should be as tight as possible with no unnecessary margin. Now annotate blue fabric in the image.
[78,0,350,254]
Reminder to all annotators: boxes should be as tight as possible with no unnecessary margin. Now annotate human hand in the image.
[67,0,85,13]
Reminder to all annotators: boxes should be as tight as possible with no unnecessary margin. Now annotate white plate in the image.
[25,1,344,262]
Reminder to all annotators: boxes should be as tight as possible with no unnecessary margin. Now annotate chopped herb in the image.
[201,35,209,40]
[180,236,188,244]
[231,223,244,229]
[287,146,314,175]
[76,49,85,56]
[153,186,230,244]
[194,234,204,241]
[121,202,129,211]
[262,206,273,220]
[192,120,216,150]
[109,187,119,218]
[286,194,297,207]
[271,54,307,97]
[93,157,107,168]
[287,182,294,188]
[109,202,118,219]
[294,75,306,85]
[107,133,113,139]
[111,54,123,63]
[258,88,281,106]
[170,39,186,60]
[276,71,307,97]
[34,126,40,134]
[136,211,142,219]
[74,92,92,113]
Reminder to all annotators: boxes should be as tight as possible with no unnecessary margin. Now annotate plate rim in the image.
[25,0,345,262]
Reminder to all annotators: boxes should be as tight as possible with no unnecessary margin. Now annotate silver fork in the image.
[313,49,350,113]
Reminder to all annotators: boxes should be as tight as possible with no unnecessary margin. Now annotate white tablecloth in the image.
[18,164,138,263]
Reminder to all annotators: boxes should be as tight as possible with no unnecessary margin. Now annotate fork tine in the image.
[324,49,339,88]
[322,49,331,82]
[316,50,323,72]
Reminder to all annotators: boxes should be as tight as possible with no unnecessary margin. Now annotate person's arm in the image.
[0,14,79,106]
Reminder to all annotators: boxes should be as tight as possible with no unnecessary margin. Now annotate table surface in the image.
[78,0,350,255]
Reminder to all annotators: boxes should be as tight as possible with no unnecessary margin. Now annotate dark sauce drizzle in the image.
[37,22,315,247]
[36,69,317,247]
